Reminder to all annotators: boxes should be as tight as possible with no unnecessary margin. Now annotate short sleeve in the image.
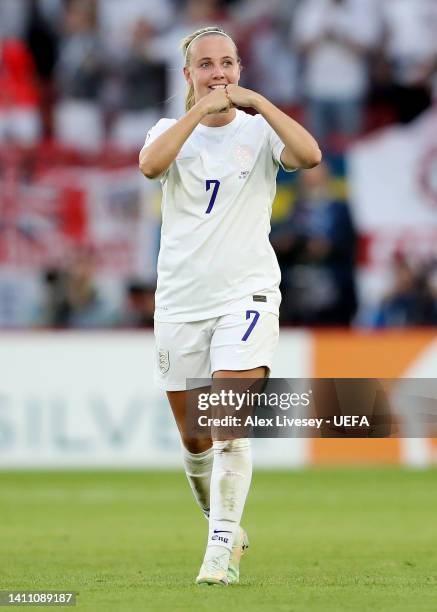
[142,118,178,181]
[264,120,296,173]
[144,117,177,147]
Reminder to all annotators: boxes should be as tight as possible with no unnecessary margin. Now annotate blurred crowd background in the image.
[0,0,436,329]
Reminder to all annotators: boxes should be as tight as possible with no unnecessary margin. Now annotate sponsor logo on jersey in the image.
[158,349,170,374]
[253,295,267,302]
[212,535,230,544]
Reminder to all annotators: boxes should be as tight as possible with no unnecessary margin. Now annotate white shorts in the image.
[154,311,279,391]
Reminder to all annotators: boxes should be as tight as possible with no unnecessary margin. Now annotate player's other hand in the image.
[200,88,232,115]
[225,84,257,108]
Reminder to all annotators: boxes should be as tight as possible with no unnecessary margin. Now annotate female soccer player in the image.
[139,26,321,586]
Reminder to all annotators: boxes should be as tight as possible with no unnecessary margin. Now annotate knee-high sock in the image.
[181,445,213,519]
[206,438,252,553]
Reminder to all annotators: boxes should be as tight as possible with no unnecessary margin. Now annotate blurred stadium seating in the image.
[1,0,436,329]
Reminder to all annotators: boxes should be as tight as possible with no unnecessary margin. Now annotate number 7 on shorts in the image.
[241,310,260,341]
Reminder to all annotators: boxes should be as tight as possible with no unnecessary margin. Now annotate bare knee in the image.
[181,437,213,454]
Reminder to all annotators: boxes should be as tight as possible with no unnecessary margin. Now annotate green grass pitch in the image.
[1,469,436,611]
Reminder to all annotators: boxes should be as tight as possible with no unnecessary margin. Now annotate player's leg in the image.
[196,311,279,585]
[167,390,213,518]
[196,366,265,585]
[207,366,266,550]
[154,319,214,519]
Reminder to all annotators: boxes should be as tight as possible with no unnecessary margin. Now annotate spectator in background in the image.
[98,0,174,58]
[232,12,299,108]
[115,280,155,328]
[97,0,174,137]
[0,0,63,141]
[0,0,31,39]
[25,0,60,139]
[293,0,382,151]
[35,249,114,328]
[271,163,357,326]
[379,0,437,124]
[63,248,115,328]
[53,0,106,150]
[230,0,300,108]
[35,267,70,327]
[0,0,65,37]
[0,35,41,144]
[373,257,437,327]
[110,19,167,150]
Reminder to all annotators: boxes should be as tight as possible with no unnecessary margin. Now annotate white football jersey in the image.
[145,109,293,322]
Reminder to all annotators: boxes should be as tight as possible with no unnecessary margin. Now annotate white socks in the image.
[206,438,252,553]
[182,439,252,561]
[181,445,214,519]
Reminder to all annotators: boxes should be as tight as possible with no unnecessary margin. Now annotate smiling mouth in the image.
[209,84,227,89]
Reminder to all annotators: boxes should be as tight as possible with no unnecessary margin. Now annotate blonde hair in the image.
[181,26,239,112]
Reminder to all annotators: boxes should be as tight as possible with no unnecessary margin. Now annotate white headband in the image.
[184,30,233,63]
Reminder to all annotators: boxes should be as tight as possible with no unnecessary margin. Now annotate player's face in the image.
[185,35,240,103]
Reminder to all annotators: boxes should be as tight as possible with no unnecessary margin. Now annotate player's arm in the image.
[226,85,322,170]
[139,89,231,179]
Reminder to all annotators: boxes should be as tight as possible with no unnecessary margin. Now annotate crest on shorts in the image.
[158,349,170,374]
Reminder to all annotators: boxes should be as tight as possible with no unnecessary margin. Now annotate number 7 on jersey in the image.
[205,179,220,214]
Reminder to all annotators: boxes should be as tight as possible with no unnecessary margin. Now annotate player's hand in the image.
[199,88,232,115]
[225,84,257,108]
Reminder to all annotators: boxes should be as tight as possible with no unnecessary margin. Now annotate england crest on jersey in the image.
[158,349,170,374]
